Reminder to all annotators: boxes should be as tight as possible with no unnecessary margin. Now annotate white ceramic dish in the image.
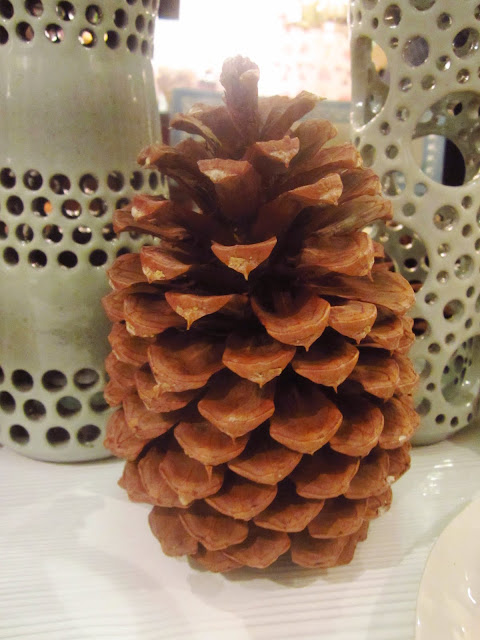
[416,497,480,640]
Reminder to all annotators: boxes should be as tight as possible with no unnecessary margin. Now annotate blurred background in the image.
[154,0,352,105]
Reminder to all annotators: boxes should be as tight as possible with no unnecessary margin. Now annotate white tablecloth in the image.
[1,424,479,640]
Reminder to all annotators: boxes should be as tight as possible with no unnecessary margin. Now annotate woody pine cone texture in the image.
[103,56,419,572]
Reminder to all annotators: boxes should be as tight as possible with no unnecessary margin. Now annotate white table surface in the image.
[1,424,479,640]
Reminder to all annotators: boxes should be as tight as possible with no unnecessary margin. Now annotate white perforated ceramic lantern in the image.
[0,0,163,461]
[350,0,480,444]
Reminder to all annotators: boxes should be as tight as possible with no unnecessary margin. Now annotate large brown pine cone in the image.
[102,56,419,572]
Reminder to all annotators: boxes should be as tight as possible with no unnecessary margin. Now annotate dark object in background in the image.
[158,0,180,19]
[443,139,466,187]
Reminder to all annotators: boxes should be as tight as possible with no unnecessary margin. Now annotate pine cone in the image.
[103,56,419,572]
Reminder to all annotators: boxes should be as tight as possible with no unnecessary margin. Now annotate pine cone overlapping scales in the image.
[103,56,419,572]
